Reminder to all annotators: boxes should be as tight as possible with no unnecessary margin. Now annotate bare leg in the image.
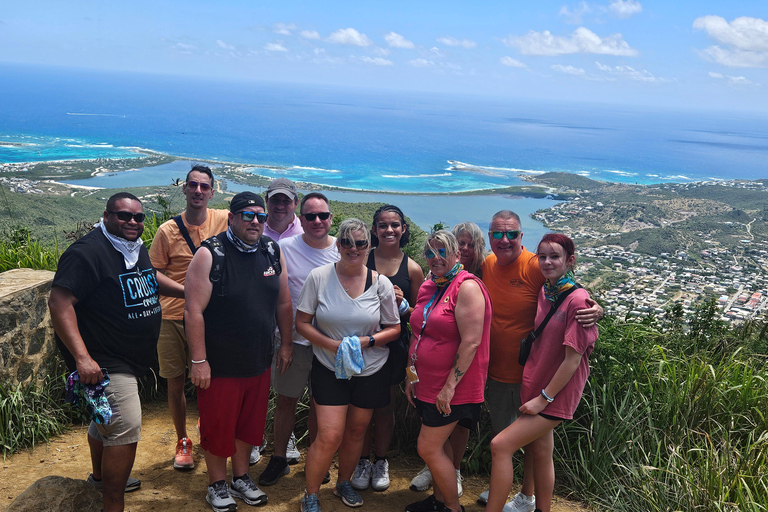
[232,439,253,478]
[204,449,230,485]
[449,425,469,469]
[529,431,556,512]
[167,374,187,440]
[99,440,137,512]
[306,404,347,494]
[274,394,300,457]
[338,406,375,481]
[308,397,318,444]
[521,449,535,497]
[417,422,459,512]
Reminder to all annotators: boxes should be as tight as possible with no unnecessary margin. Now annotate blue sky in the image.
[2,1,767,111]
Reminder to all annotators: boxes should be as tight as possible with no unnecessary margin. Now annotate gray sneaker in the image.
[503,492,536,512]
[301,492,321,512]
[350,459,372,490]
[371,459,390,491]
[456,469,463,498]
[230,474,268,506]
[206,480,237,512]
[409,465,432,492]
[334,480,364,508]
[87,473,141,493]
[286,432,301,465]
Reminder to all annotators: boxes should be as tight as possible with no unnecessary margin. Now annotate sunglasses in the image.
[238,211,268,223]
[490,230,521,240]
[186,180,212,191]
[108,210,146,222]
[339,238,369,250]
[302,212,331,221]
[425,247,447,259]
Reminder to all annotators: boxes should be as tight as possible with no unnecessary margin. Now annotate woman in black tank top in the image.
[350,205,425,492]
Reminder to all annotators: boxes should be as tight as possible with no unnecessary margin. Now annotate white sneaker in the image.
[477,489,489,504]
[286,432,301,465]
[371,459,390,491]
[503,492,536,512]
[350,459,372,490]
[409,465,432,492]
[456,469,463,498]
[249,445,261,465]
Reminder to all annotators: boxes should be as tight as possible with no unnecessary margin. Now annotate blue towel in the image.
[335,336,365,379]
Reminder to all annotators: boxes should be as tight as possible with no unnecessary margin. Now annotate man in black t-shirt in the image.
[49,192,183,512]
[184,191,292,511]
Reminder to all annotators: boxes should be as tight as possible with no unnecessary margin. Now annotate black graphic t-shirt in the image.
[53,228,162,377]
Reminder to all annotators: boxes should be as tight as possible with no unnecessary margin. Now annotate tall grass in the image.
[0,227,60,272]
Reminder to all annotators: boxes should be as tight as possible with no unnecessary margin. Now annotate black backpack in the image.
[200,235,282,296]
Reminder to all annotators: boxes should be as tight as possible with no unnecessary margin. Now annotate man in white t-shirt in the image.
[257,192,340,486]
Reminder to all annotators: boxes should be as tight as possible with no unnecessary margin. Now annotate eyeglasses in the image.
[302,212,331,221]
[490,230,521,240]
[186,180,212,191]
[425,247,447,259]
[339,238,369,250]
[108,211,146,222]
[238,211,268,223]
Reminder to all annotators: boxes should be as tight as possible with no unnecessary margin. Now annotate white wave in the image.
[66,112,126,117]
[605,170,638,177]
[576,171,591,176]
[447,160,543,174]
[381,172,453,179]
[291,166,341,174]
[645,174,660,178]
[660,174,693,181]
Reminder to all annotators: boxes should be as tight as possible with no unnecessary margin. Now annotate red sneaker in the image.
[173,437,195,470]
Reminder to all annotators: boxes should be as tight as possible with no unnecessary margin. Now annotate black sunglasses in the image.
[302,212,331,221]
[108,210,146,222]
[238,211,268,223]
[339,238,369,250]
[186,180,212,191]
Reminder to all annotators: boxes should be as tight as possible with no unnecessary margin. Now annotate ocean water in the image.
[2,64,768,194]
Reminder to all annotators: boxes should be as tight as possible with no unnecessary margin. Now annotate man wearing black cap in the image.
[184,191,292,512]
[264,177,304,241]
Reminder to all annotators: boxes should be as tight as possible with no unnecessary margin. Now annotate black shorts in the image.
[386,334,409,385]
[539,412,568,422]
[415,398,481,429]
[311,356,391,409]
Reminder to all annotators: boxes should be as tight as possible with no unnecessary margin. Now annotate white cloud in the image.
[505,27,637,56]
[174,42,197,51]
[410,58,435,67]
[437,36,477,49]
[559,2,592,25]
[552,64,586,76]
[265,42,288,52]
[709,71,755,86]
[301,30,321,40]
[430,47,444,57]
[609,0,642,19]
[694,16,768,68]
[595,61,666,81]
[385,32,415,49]
[708,71,724,78]
[500,56,526,68]
[361,56,394,66]
[273,23,297,36]
[328,28,373,47]
[216,40,235,51]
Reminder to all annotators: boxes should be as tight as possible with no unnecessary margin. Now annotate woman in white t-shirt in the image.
[296,218,401,512]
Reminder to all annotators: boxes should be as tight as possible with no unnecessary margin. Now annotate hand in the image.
[191,361,212,390]
[575,298,603,328]
[519,396,548,415]
[76,356,103,385]
[393,285,404,306]
[404,379,416,407]
[435,385,455,416]
[276,343,293,375]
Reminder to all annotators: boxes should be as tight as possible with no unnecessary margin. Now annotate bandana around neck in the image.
[430,262,463,288]
[226,226,260,253]
[97,220,144,269]
[544,269,577,302]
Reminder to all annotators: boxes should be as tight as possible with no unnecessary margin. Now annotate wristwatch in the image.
[541,389,555,403]
[368,335,376,348]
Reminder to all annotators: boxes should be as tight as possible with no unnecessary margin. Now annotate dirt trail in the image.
[0,401,588,512]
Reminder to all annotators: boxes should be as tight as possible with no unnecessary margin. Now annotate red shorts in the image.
[197,371,271,458]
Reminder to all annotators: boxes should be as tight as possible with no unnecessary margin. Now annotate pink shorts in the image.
[197,371,271,458]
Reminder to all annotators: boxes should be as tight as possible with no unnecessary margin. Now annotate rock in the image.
[6,475,101,512]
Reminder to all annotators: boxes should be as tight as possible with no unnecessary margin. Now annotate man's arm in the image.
[48,285,103,385]
[156,272,184,298]
[575,298,604,328]
[183,248,214,389]
[274,251,293,375]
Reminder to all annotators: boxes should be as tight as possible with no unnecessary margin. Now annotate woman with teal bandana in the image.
[404,230,492,512]
[486,233,598,512]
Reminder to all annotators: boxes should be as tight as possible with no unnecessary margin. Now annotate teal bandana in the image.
[544,270,577,302]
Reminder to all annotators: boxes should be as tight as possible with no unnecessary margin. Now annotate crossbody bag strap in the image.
[172,215,197,255]
[530,283,582,340]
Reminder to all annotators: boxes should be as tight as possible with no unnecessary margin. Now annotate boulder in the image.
[6,475,101,512]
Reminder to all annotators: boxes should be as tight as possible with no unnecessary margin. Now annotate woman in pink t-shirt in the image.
[486,234,598,512]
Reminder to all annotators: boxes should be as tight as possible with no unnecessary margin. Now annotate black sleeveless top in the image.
[367,250,412,343]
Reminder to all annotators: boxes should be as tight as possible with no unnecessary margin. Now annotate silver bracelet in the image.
[191,359,207,364]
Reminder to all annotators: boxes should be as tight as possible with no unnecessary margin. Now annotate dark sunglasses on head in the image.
[186,180,212,191]
[108,210,146,222]
[425,247,447,259]
[339,238,369,250]
[238,211,268,223]
[490,230,521,240]
[302,212,331,221]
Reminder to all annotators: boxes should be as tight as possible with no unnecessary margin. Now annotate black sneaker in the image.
[405,494,443,512]
[258,455,290,486]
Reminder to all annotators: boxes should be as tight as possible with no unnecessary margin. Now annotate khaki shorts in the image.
[272,339,314,399]
[486,378,523,434]
[88,373,142,446]
[157,319,190,379]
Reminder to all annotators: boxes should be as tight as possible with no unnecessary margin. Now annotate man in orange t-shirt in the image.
[480,210,601,511]
[148,164,229,471]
